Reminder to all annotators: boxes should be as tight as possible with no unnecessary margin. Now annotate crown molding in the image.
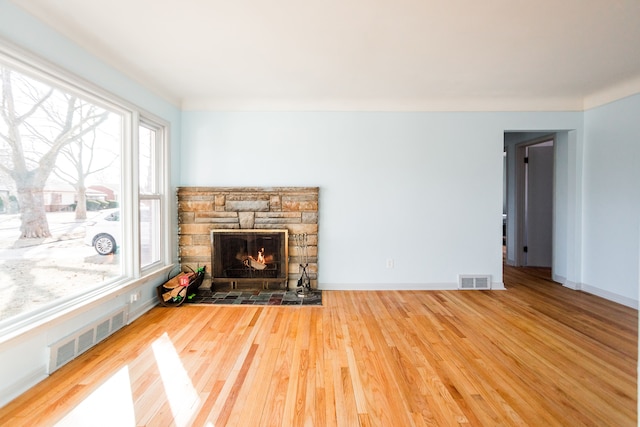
[181,96,585,113]
[583,75,640,110]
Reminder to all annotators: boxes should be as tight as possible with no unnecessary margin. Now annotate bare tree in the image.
[53,112,118,220]
[0,67,109,238]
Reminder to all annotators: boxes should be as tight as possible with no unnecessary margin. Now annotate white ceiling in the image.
[10,0,640,111]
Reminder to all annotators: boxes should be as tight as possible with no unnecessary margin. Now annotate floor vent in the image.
[458,275,491,290]
[47,307,128,374]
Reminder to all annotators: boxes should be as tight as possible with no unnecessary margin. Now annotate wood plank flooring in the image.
[0,264,637,426]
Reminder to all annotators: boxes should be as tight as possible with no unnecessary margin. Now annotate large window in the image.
[0,45,169,326]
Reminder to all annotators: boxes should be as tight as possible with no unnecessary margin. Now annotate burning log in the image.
[246,257,267,270]
[238,247,269,270]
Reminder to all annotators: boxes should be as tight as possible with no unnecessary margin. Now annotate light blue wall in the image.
[583,94,640,304]
[181,111,585,290]
[182,107,640,306]
[183,112,502,287]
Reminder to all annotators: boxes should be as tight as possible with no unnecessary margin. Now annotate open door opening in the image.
[504,130,580,288]
[504,132,555,273]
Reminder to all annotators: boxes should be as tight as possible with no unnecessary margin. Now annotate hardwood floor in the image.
[0,265,637,426]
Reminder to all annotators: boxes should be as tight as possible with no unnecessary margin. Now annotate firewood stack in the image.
[161,272,194,302]
[156,267,204,307]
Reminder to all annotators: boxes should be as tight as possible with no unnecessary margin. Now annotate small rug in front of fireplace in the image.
[184,289,322,306]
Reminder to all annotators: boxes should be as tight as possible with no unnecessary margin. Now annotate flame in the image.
[243,247,269,270]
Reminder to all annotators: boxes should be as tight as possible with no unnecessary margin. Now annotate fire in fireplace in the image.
[210,229,289,289]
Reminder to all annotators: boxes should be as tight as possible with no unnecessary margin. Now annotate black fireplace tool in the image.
[293,233,314,297]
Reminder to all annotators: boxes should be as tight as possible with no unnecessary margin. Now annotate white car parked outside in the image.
[84,209,120,255]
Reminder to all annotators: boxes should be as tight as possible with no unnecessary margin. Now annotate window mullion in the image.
[126,111,141,278]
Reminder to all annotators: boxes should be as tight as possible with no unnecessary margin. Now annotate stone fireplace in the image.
[177,187,318,290]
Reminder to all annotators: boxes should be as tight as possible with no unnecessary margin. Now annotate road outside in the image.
[0,211,121,322]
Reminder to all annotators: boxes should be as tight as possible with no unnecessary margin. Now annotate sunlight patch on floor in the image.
[54,366,135,426]
[152,332,200,426]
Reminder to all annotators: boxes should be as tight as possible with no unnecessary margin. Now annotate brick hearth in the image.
[177,187,318,290]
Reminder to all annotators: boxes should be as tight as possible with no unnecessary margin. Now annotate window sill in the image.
[0,264,174,347]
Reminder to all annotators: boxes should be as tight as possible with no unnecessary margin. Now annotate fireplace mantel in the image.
[177,187,318,290]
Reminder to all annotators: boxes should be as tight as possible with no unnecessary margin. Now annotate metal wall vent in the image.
[458,275,491,290]
[111,311,125,331]
[55,340,76,370]
[95,319,111,342]
[77,329,95,354]
[47,307,128,374]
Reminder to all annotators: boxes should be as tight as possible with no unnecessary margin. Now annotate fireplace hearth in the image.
[211,229,288,289]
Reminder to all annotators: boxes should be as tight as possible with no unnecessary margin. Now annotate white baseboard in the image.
[554,274,637,309]
[0,366,47,408]
[554,273,580,290]
[553,273,566,284]
[320,282,508,291]
[320,283,460,291]
[127,299,158,324]
[563,281,580,290]
[579,284,638,309]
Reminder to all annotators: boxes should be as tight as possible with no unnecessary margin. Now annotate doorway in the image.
[503,132,555,269]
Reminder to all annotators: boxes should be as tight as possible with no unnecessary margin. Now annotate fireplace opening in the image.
[210,229,289,289]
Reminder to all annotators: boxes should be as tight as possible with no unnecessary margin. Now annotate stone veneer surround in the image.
[177,187,318,290]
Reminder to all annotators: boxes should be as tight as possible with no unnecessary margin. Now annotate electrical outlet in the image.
[129,291,141,303]
[386,259,394,269]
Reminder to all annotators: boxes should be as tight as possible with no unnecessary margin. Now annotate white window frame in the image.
[0,39,172,340]
[138,116,170,273]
